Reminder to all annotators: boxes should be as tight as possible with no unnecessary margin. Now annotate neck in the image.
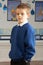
[18,20,28,26]
[18,22,22,25]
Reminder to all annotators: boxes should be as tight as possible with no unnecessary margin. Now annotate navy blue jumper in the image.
[9,23,35,61]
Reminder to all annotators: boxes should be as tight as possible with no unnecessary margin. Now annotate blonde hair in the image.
[16,3,31,14]
[16,3,31,10]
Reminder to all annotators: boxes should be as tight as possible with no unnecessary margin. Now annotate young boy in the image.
[9,3,35,65]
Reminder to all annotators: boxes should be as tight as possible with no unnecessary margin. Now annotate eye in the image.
[21,13,24,15]
[16,13,19,15]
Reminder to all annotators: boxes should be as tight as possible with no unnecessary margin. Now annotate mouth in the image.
[18,18,22,20]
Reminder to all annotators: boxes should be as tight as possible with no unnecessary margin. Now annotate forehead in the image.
[16,8,27,13]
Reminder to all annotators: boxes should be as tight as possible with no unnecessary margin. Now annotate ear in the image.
[27,13,30,18]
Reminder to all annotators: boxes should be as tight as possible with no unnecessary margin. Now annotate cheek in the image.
[23,15,27,19]
[16,15,18,19]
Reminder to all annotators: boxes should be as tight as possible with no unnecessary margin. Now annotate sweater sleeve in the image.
[10,25,17,44]
[24,27,35,61]
[10,28,13,44]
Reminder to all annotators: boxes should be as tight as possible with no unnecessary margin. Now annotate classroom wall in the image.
[0,0,43,62]
[0,0,43,36]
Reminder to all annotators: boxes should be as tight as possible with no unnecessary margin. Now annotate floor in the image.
[0,61,43,65]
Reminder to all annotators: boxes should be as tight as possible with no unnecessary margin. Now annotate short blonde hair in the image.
[16,3,31,9]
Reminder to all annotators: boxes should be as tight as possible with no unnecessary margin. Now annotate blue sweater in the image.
[9,23,35,61]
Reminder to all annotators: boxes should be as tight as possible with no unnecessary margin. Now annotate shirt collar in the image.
[17,20,28,26]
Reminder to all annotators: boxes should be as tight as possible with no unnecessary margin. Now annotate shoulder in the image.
[24,23,35,33]
[11,25,18,33]
[12,25,18,30]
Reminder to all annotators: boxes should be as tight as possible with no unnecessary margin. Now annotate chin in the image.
[19,20,22,23]
[18,21,23,24]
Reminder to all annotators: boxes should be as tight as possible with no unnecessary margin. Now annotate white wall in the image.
[0,0,43,33]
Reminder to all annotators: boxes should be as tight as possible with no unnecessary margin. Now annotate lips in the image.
[18,18,22,20]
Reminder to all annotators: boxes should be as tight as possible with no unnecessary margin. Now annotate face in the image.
[16,8,29,24]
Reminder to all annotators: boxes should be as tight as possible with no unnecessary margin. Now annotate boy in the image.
[9,3,35,65]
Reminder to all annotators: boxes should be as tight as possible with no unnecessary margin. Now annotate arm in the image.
[10,27,15,44]
[10,28,14,44]
[24,27,35,62]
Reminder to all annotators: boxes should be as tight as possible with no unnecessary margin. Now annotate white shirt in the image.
[18,20,28,26]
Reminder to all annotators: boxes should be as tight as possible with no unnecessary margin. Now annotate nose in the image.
[19,14,21,17]
[18,14,22,19]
